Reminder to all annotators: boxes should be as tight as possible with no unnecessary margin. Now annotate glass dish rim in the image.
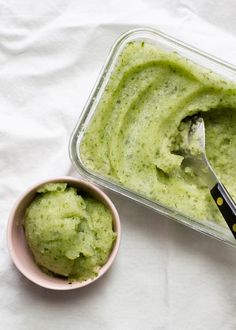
[69,27,236,247]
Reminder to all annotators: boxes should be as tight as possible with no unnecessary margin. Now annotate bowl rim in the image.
[7,176,121,290]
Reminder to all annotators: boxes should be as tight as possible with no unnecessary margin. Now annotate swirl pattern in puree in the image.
[80,41,236,225]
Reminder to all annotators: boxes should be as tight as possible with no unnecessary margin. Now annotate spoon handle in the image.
[211,183,236,239]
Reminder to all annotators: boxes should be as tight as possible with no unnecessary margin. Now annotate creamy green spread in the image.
[80,41,236,226]
[24,183,116,281]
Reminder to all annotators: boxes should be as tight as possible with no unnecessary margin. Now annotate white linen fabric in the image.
[1,1,236,329]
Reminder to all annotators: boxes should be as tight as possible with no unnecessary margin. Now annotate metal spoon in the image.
[183,115,236,239]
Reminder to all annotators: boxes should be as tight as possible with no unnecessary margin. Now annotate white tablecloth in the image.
[1,1,236,329]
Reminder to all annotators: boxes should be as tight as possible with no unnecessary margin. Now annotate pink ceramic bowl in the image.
[7,176,121,290]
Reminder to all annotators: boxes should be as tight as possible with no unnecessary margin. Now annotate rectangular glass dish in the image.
[69,28,236,246]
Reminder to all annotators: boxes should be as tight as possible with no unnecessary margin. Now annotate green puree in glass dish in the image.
[24,183,116,282]
[80,41,236,226]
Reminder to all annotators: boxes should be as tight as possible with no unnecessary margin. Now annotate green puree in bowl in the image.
[80,41,236,225]
[24,183,116,281]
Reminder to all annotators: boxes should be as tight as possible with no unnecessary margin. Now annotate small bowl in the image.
[7,176,121,290]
